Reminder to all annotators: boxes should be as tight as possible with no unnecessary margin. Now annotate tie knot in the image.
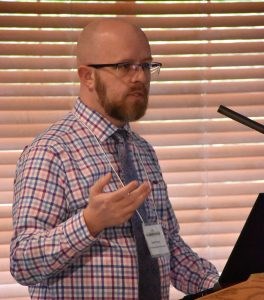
[113,129,128,143]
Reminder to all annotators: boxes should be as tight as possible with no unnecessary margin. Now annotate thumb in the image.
[90,173,112,195]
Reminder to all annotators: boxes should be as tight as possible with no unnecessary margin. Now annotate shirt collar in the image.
[73,98,131,143]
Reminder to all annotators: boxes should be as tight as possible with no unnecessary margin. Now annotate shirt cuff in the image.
[201,272,220,289]
[63,210,97,252]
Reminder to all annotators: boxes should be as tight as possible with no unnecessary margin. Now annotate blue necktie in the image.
[114,129,161,300]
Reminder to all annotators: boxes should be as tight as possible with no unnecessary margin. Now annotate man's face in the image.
[78,21,153,124]
[94,69,150,123]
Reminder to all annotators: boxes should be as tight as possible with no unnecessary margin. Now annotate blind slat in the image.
[170,195,256,210]
[1,92,264,110]
[1,2,263,14]
[1,81,264,96]
[1,54,264,69]
[0,283,29,298]
[0,192,13,205]
[1,28,264,42]
[0,15,264,28]
[164,169,264,184]
[2,67,264,83]
[168,181,264,197]
[1,41,264,55]
[0,232,12,244]
[2,110,264,131]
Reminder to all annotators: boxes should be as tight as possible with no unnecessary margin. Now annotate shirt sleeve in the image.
[10,145,96,286]
[166,199,219,294]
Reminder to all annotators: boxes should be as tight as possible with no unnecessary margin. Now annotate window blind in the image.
[0,1,264,299]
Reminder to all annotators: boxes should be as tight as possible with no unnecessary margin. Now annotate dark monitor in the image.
[181,193,264,300]
[219,193,264,287]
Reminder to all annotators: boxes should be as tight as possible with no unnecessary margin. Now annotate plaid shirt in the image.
[10,98,219,299]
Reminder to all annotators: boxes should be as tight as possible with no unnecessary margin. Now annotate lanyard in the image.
[72,113,160,224]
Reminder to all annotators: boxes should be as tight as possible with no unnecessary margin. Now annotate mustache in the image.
[127,84,149,96]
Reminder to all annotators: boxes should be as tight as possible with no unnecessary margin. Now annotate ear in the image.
[78,65,95,89]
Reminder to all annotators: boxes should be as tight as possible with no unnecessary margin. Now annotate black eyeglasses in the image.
[87,62,162,79]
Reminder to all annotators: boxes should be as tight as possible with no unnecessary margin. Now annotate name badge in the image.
[142,224,170,258]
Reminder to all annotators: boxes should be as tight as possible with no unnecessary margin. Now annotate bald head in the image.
[76,19,151,67]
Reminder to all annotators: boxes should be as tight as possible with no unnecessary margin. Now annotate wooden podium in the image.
[198,273,264,299]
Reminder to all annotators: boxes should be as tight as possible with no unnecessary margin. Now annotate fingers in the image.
[126,181,151,209]
[118,182,151,224]
[94,174,150,200]
[85,175,152,234]
[116,180,139,197]
[90,173,151,210]
[90,173,112,196]
[130,180,150,196]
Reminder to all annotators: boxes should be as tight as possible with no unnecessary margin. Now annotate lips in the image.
[128,84,148,99]
[128,89,146,97]
[129,91,144,97]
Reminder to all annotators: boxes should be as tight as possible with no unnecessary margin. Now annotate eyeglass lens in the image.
[117,63,160,81]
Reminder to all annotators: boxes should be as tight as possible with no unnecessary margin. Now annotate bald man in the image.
[10,19,219,299]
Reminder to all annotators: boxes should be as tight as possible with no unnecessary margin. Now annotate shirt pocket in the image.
[142,162,169,224]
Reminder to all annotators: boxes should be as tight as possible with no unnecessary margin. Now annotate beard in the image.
[94,72,149,122]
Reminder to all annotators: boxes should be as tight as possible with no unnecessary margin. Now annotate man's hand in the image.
[83,173,151,236]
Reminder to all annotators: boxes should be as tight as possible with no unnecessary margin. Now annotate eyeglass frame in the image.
[86,62,162,77]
